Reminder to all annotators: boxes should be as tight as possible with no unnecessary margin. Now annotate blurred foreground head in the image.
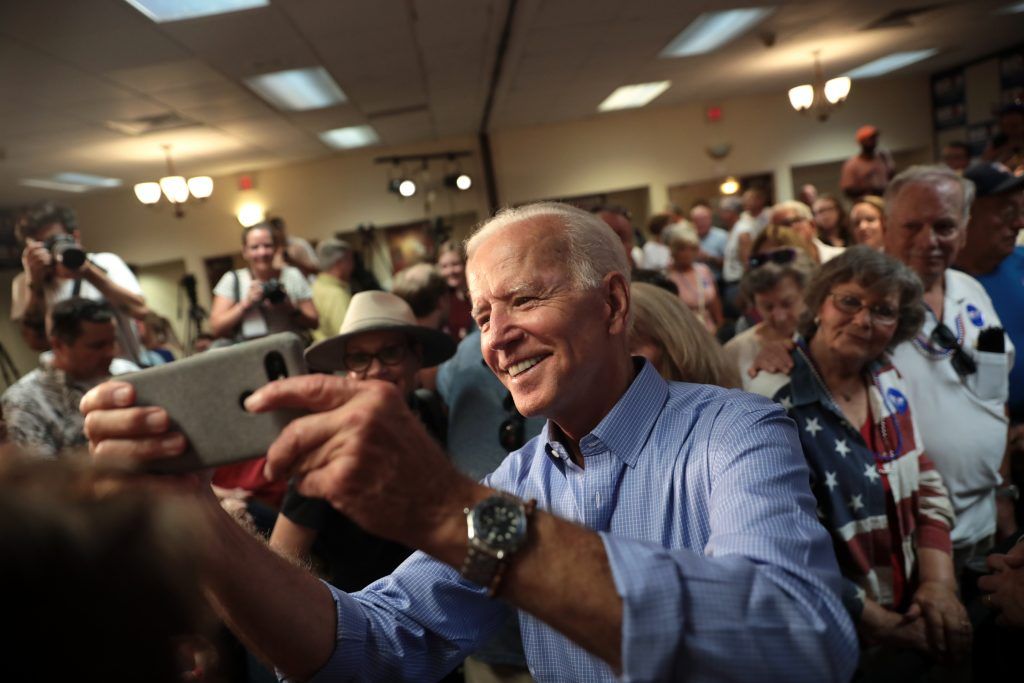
[0,456,210,682]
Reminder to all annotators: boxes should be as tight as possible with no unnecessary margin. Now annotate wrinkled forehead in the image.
[468,225,572,301]
[890,179,964,218]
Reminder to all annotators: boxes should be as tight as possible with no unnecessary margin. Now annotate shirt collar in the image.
[787,347,822,408]
[542,357,667,468]
[787,342,891,408]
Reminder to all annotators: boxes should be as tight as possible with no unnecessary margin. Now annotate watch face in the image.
[473,497,526,551]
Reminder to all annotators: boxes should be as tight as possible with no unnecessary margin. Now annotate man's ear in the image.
[603,271,630,336]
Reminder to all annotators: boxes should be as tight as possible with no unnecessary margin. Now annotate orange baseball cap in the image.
[856,125,879,143]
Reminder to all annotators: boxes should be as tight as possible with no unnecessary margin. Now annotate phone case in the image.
[121,332,309,474]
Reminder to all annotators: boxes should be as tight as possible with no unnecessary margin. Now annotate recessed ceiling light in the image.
[20,179,91,193]
[319,125,380,150]
[661,8,775,58]
[53,172,123,188]
[20,172,123,193]
[122,0,268,23]
[845,49,939,79]
[598,82,671,112]
[245,67,347,112]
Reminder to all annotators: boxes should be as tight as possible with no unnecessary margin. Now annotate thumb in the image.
[902,603,922,622]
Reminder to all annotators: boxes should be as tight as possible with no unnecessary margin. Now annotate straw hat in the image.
[305,290,456,371]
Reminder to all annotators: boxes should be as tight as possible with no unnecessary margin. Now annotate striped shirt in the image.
[308,360,858,683]
[755,348,955,617]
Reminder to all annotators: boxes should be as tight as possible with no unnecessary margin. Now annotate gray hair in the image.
[740,251,817,304]
[771,200,813,222]
[316,238,351,271]
[884,165,976,223]
[666,223,700,249]
[798,245,924,348]
[719,197,743,214]
[465,202,630,290]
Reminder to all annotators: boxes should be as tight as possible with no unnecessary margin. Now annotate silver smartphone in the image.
[120,332,309,474]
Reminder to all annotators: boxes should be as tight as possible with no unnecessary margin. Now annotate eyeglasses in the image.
[498,392,525,452]
[829,293,899,327]
[930,322,978,377]
[343,343,409,373]
[749,248,798,269]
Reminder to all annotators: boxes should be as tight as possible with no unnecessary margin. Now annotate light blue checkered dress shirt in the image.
[309,361,858,682]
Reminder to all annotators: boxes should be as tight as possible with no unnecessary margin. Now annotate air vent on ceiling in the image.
[105,112,196,136]
[864,3,946,30]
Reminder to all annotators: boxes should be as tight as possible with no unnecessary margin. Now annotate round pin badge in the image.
[966,304,984,327]
[885,388,908,415]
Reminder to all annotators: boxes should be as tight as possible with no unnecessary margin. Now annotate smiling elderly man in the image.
[885,166,1017,572]
[81,202,856,682]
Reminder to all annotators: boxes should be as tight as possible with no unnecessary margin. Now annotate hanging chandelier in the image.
[788,51,851,122]
[133,145,213,218]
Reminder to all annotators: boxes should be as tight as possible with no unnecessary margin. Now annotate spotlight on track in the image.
[388,178,417,197]
[444,172,472,191]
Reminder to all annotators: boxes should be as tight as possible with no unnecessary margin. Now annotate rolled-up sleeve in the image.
[602,406,858,683]
[304,554,509,682]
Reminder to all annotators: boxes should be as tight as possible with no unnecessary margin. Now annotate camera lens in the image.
[264,351,289,381]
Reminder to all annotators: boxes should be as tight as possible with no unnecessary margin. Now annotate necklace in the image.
[795,344,900,462]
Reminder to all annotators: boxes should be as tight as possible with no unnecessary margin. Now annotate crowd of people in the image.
[1,114,1023,683]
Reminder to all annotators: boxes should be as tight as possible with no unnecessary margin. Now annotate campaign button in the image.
[886,388,908,415]
[966,304,984,327]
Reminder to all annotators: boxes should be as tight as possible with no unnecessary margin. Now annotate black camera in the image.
[44,234,86,270]
[261,279,287,305]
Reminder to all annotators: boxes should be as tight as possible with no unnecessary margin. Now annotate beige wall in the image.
[492,75,932,214]
[0,74,933,373]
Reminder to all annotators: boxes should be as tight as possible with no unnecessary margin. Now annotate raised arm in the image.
[80,382,341,680]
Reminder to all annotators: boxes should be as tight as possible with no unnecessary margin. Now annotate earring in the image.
[813,316,821,325]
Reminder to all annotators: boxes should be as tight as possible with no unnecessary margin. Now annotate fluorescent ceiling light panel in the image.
[245,67,347,111]
[997,2,1024,14]
[20,179,92,193]
[122,0,268,23]
[598,81,671,112]
[661,7,775,57]
[845,49,939,79]
[319,125,380,150]
[53,172,122,188]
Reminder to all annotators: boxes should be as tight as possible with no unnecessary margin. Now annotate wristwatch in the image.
[996,484,1020,501]
[461,494,536,597]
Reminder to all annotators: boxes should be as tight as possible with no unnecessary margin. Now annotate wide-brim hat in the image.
[305,290,456,372]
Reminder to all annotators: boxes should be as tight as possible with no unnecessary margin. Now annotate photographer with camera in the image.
[10,201,149,366]
[209,223,318,344]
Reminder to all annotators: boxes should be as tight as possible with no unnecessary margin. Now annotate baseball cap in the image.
[963,162,1024,198]
[856,125,879,143]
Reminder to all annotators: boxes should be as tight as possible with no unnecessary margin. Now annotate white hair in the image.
[464,202,630,290]
[666,222,700,248]
[771,200,813,221]
[884,165,975,223]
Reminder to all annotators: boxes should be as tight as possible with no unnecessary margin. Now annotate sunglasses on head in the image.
[749,248,798,270]
[930,323,977,377]
[498,392,525,452]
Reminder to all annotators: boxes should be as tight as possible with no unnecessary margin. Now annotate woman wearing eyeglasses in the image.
[750,247,967,673]
[724,249,816,390]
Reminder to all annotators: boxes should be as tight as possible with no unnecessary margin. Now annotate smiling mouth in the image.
[506,355,547,378]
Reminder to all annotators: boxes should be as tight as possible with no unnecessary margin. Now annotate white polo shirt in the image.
[891,269,1014,548]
